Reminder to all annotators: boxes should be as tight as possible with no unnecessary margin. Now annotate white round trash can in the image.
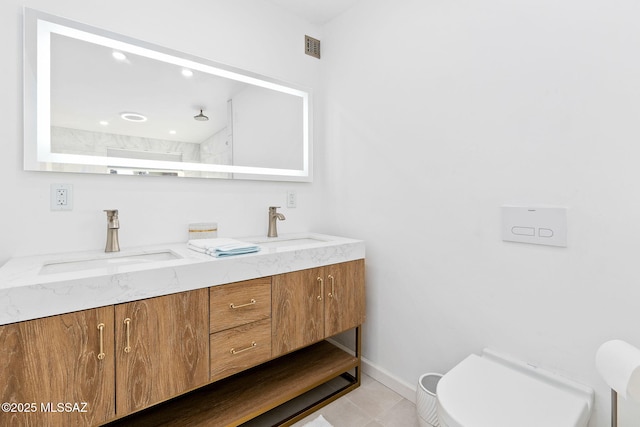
[416,373,442,427]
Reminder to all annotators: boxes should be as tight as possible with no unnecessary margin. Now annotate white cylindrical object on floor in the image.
[417,373,442,427]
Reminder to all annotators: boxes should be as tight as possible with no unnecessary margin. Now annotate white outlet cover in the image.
[50,184,73,211]
[287,190,297,208]
[501,206,567,247]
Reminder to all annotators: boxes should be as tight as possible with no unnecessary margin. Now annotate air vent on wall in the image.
[305,35,321,59]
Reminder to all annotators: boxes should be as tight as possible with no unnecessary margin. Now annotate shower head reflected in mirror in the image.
[194,109,209,121]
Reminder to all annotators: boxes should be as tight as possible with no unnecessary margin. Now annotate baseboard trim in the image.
[325,338,417,404]
[360,356,417,403]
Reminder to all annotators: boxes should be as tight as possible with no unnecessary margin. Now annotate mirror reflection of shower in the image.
[25,8,310,180]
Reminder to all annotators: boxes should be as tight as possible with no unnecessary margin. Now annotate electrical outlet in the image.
[51,184,73,211]
[56,188,67,206]
[287,190,297,208]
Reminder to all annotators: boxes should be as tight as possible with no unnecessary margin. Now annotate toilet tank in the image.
[436,349,594,427]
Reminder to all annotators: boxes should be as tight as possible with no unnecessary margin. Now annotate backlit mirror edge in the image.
[22,7,313,183]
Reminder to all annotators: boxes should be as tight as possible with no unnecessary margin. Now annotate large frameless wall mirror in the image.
[23,8,312,181]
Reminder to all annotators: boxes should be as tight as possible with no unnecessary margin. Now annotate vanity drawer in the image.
[210,318,272,381]
[210,277,271,333]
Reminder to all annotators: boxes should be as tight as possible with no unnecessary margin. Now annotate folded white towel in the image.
[186,243,208,254]
[187,238,260,258]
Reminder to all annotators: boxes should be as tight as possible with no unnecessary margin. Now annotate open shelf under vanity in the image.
[105,339,361,427]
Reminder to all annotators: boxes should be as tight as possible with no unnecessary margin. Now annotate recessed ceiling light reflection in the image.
[99,120,109,126]
[181,69,193,78]
[120,112,147,122]
[112,51,127,61]
[169,130,177,135]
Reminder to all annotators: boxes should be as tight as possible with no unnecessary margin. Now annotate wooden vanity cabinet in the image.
[0,288,209,426]
[0,306,116,427]
[272,259,365,357]
[110,260,364,427]
[0,259,364,426]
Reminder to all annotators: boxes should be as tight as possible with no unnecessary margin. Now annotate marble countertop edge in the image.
[0,232,365,325]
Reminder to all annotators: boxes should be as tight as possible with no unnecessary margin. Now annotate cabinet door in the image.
[272,267,324,357]
[0,307,115,426]
[114,289,209,414]
[324,260,366,337]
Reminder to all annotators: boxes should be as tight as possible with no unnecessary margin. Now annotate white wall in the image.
[0,0,323,265]
[320,0,640,426]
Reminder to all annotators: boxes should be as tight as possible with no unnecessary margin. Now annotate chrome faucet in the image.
[268,206,286,238]
[104,209,120,252]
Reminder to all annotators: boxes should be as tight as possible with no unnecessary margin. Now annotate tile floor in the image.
[292,374,420,427]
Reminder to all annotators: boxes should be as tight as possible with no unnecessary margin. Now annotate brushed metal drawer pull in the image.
[124,318,132,353]
[328,275,335,298]
[230,299,256,309]
[230,341,257,355]
[317,277,323,301]
[97,323,105,360]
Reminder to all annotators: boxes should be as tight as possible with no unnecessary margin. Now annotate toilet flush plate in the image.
[501,206,567,247]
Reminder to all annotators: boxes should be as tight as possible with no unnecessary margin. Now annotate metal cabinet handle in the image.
[317,277,323,301]
[328,275,335,299]
[230,341,257,355]
[230,299,257,309]
[123,318,132,353]
[97,323,105,360]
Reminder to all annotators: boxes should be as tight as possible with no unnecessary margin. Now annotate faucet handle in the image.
[104,209,119,228]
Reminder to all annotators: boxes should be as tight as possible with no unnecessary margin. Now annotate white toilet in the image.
[436,349,594,427]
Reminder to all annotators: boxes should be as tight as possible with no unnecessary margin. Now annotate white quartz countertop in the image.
[0,232,364,325]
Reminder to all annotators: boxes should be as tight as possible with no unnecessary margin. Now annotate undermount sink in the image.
[39,250,181,275]
[253,237,328,248]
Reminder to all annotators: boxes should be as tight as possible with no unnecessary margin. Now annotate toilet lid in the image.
[436,355,591,427]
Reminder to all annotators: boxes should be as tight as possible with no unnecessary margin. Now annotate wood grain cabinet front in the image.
[0,288,209,426]
[210,318,272,381]
[209,277,273,381]
[323,259,366,338]
[114,289,209,415]
[209,277,271,333]
[272,259,365,357]
[0,306,116,427]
